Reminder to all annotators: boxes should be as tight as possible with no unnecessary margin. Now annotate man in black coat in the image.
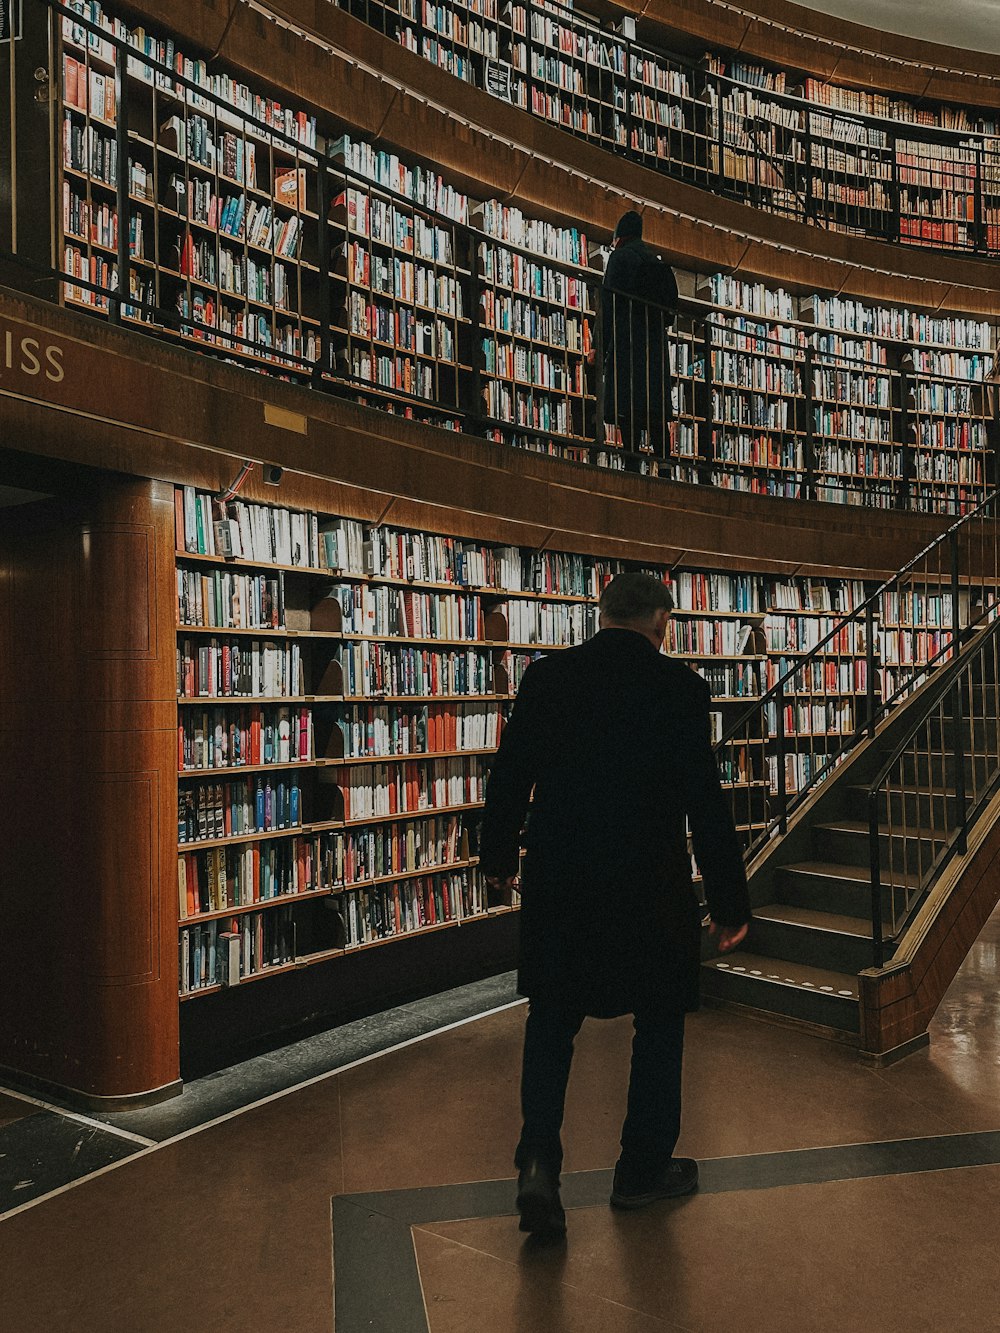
[602,209,679,459]
[479,572,750,1235]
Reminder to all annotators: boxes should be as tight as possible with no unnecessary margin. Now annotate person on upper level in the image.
[601,209,679,465]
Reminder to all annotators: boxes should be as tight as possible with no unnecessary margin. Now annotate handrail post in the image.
[949,528,968,853]
[869,786,885,969]
[112,38,129,326]
[865,597,877,738]
[316,151,332,389]
[951,677,968,855]
[592,272,605,459]
[949,527,963,653]
[775,681,788,835]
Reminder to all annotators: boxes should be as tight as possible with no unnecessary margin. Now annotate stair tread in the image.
[703,951,859,998]
[753,904,874,938]
[816,819,950,841]
[780,860,920,889]
[847,783,957,795]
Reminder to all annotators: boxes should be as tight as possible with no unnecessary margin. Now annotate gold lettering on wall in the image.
[1,323,67,384]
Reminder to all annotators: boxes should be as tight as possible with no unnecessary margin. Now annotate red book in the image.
[186,855,198,919]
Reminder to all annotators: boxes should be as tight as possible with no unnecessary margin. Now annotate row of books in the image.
[177,493,627,602]
[63,1,317,145]
[179,777,302,844]
[179,839,318,918]
[480,293,591,352]
[335,701,503,757]
[328,585,485,640]
[345,298,456,360]
[481,339,586,393]
[336,190,457,263]
[330,135,468,224]
[335,814,468,888]
[340,870,484,946]
[179,704,314,772]
[762,617,865,654]
[337,642,496,697]
[179,910,296,991]
[336,756,484,819]
[177,638,305,699]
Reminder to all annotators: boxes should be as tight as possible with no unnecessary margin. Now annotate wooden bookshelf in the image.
[473,199,594,459]
[59,6,321,366]
[174,484,658,993]
[325,134,470,424]
[327,0,1000,258]
[43,2,999,515]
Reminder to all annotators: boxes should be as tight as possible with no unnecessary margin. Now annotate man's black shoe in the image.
[516,1159,567,1236]
[609,1157,699,1210]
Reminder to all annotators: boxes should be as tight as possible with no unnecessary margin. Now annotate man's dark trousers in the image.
[514,998,685,1174]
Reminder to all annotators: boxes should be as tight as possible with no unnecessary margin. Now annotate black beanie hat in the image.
[614,209,643,240]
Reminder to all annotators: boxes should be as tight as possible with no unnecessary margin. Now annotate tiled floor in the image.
[4,910,1000,1330]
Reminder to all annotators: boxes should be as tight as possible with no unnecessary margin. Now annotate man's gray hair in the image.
[599,572,674,623]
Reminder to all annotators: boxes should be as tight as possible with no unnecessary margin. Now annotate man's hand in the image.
[709,920,749,953]
[585,349,596,367]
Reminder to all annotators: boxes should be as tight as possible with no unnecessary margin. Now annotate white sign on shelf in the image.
[484,60,513,104]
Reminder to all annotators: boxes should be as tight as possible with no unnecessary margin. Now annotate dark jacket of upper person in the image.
[602,211,679,432]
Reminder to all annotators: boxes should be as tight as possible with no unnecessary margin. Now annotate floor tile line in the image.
[410,1218,694,1331]
[866,1063,965,1134]
[0,997,527,1224]
[0,1088,156,1147]
[333,1133,1000,1332]
[336,1079,347,1197]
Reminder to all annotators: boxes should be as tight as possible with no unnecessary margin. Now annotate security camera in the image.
[264,465,284,486]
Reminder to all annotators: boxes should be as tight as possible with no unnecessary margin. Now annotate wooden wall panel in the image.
[83,772,160,984]
[0,288,952,584]
[859,808,1000,1055]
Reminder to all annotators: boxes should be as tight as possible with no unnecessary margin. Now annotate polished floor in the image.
[5,910,1000,1330]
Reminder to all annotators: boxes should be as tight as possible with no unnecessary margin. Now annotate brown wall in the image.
[0,287,951,581]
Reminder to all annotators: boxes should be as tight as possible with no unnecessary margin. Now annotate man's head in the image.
[613,209,643,247]
[599,572,674,648]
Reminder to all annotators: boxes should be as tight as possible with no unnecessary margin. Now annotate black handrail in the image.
[866,607,1000,967]
[715,490,1000,862]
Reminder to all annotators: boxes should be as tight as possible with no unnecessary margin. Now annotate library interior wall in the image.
[6,0,1000,1100]
[145,0,1000,313]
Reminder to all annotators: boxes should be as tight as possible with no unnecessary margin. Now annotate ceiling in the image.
[792,0,1000,58]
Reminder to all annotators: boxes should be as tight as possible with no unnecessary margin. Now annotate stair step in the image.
[753,904,873,937]
[701,951,859,1032]
[813,819,950,872]
[845,784,956,824]
[775,860,918,920]
[779,860,919,889]
[750,904,881,972]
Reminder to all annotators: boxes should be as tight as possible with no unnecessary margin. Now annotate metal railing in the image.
[1,0,996,519]
[867,611,1000,966]
[333,0,1000,258]
[716,492,1000,861]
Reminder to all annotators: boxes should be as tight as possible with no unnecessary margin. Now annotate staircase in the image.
[700,495,1000,1050]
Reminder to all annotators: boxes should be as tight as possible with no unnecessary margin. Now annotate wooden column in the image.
[0,474,180,1107]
